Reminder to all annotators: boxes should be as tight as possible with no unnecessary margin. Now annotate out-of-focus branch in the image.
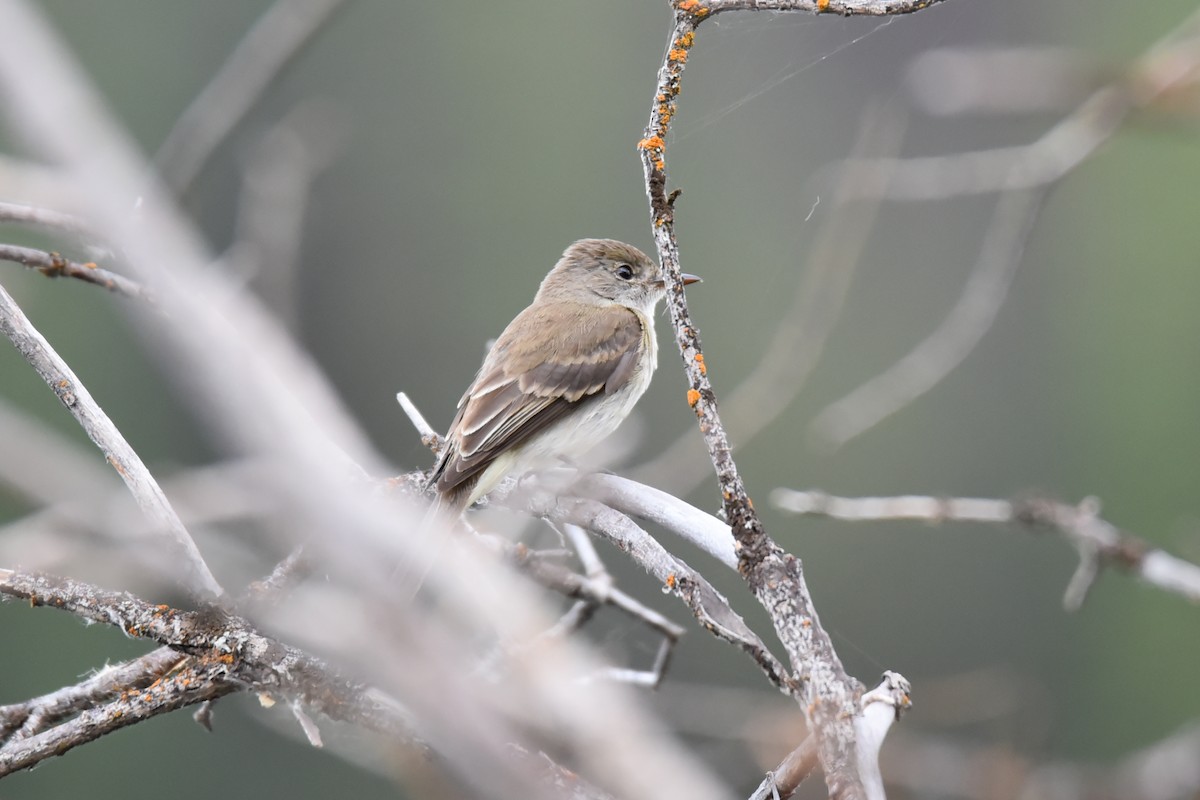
[882,721,1200,800]
[637,2,946,794]
[633,103,903,495]
[154,0,352,195]
[843,7,1200,201]
[0,283,222,599]
[809,187,1047,449]
[228,100,347,328]
[771,489,1200,605]
[0,243,149,299]
[0,200,92,237]
[0,7,731,796]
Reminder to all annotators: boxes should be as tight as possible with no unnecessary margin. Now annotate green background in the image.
[2,0,1198,796]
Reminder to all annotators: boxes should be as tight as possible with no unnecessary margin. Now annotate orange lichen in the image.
[694,353,706,375]
[665,573,677,589]
[637,135,665,152]
[687,389,701,407]
[802,618,812,628]
[817,0,830,9]
[668,47,689,64]
[676,0,710,16]
[678,32,695,48]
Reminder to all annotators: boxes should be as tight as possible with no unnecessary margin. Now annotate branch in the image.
[154,0,352,195]
[0,243,150,300]
[771,489,1200,605]
[840,7,1200,201]
[0,567,421,776]
[748,672,912,800]
[637,2,946,794]
[809,187,1047,449]
[0,200,92,237]
[0,282,222,599]
[701,0,948,15]
[0,647,186,741]
[516,485,793,695]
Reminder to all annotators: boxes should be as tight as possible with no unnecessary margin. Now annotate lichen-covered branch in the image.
[0,243,150,299]
[0,567,421,776]
[637,1,947,794]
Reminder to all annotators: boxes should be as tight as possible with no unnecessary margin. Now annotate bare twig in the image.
[843,7,1200,201]
[0,243,150,300]
[494,535,686,689]
[882,721,1200,800]
[154,0,353,195]
[240,545,310,607]
[397,391,443,453]
[809,187,1047,449]
[227,100,348,328]
[0,282,222,599]
[0,201,92,237]
[771,489,1200,604]
[518,486,793,695]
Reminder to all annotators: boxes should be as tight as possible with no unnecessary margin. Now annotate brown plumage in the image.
[427,238,699,512]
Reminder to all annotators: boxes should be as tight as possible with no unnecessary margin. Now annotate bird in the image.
[426,238,700,514]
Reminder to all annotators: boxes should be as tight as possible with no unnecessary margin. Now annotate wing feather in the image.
[429,302,646,498]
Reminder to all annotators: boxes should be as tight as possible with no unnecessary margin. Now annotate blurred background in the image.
[1,0,1199,797]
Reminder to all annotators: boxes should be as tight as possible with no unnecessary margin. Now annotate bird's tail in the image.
[393,489,466,600]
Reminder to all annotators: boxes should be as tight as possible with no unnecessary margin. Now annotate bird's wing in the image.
[430,302,646,499]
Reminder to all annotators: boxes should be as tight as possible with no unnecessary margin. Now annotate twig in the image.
[0,655,235,775]
[638,2,945,794]
[842,7,1200,201]
[240,545,310,607]
[809,187,1047,449]
[228,100,347,328]
[496,538,686,690]
[518,487,793,695]
[0,647,186,741]
[748,672,912,800]
[398,391,443,453]
[770,489,1200,604]
[0,282,223,600]
[577,473,737,570]
[882,720,1200,800]
[0,243,150,300]
[0,201,92,237]
[154,0,352,195]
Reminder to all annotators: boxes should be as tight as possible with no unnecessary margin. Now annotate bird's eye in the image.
[615,264,634,281]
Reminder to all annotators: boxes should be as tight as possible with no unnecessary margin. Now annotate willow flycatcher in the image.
[428,238,699,513]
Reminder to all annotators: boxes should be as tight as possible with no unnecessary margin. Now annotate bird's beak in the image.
[656,273,702,288]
